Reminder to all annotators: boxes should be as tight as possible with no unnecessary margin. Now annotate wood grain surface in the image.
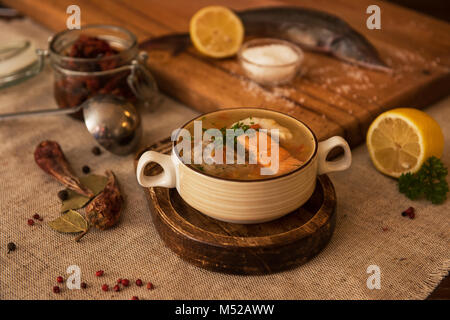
[4,0,450,147]
[133,138,337,274]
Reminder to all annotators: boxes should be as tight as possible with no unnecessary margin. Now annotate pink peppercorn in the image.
[402,207,415,218]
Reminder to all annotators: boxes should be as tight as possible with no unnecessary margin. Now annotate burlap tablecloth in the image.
[1,19,449,300]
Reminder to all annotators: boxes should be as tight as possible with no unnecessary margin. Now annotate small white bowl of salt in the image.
[238,38,303,86]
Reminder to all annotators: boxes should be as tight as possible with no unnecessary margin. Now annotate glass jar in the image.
[47,25,157,119]
[0,40,42,89]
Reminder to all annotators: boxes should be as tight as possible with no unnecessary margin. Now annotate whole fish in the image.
[140,6,390,72]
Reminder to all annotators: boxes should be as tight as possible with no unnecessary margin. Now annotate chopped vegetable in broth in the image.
[177,111,314,180]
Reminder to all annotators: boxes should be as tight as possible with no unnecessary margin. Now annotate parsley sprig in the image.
[398,156,449,204]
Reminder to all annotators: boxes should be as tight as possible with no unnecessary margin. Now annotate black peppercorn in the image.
[92,146,101,156]
[7,242,16,253]
[57,189,69,201]
[82,165,91,174]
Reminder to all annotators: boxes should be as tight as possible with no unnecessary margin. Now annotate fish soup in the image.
[177,109,316,180]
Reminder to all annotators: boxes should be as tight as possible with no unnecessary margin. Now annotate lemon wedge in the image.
[190,6,244,58]
[366,108,444,178]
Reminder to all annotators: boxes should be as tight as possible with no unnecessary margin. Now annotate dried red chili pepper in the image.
[86,170,123,230]
[34,141,93,197]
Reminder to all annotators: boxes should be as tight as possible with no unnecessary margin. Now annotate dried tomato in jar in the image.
[49,26,140,120]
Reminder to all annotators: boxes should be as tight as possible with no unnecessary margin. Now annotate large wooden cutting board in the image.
[6,0,450,146]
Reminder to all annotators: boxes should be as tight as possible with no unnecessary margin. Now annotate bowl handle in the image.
[136,151,176,188]
[317,136,352,174]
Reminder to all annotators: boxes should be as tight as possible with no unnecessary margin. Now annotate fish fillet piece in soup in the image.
[231,117,293,144]
[236,130,303,175]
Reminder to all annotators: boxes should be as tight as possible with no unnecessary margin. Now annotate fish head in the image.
[330,35,391,72]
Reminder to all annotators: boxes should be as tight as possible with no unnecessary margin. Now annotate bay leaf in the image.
[60,174,108,212]
[48,209,88,233]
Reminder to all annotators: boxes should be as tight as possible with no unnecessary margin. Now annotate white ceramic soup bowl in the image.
[136,108,351,224]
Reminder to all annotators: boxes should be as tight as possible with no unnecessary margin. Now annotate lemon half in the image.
[190,6,244,58]
[366,108,444,178]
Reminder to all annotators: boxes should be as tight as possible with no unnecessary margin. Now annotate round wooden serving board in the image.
[135,138,337,275]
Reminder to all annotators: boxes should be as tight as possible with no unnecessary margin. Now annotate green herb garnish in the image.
[231,121,250,132]
[398,156,448,204]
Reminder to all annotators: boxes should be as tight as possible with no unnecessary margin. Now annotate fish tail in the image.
[139,33,191,55]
